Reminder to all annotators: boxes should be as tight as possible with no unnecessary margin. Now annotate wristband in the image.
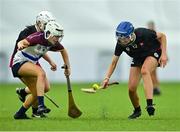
[104,77,110,80]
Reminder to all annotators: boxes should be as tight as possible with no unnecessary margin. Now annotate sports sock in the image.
[32,107,38,114]
[37,96,44,107]
[154,87,159,90]
[147,99,153,106]
[135,106,141,112]
[17,106,28,115]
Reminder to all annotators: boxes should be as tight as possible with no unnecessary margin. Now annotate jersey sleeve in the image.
[49,42,64,51]
[145,29,157,40]
[16,27,32,43]
[114,43,123,56]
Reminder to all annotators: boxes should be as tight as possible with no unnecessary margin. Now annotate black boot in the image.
[14,112,30,119]
[16,88,27,102]
[146,105,155,116]
[128,107,141,119]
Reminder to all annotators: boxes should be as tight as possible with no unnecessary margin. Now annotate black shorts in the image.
[11,61,28,78]
[131,50,161,67]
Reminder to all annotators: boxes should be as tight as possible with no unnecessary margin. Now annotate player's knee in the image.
[128,84,137,93]
[141,66,150,75]
[37,70,46,79]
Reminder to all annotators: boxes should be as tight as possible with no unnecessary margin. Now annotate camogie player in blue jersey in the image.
[102,21,168,119]
[10,11,56,118]
[10,21,71,119]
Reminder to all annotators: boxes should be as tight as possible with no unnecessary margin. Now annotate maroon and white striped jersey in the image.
[11,32,64,66]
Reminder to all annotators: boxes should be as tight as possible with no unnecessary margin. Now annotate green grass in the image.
[0,82,180,131]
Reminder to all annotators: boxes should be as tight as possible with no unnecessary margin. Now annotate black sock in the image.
[37,96,44,107]
[17,106,28,115]
[154,87,159,90]
[134,106,141,112]
[21,88,28,96]
[147,99,153,106]
[32,107,38,114]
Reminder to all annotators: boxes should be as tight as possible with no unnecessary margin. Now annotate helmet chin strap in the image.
[45,33,51,40]
[130,33,136,41]
[36,23,43,32]
[35,24,41,32]
[39,24,45,31]
[127,33,136,46]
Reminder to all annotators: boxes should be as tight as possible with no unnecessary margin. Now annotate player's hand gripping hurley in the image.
[61,65,82,118]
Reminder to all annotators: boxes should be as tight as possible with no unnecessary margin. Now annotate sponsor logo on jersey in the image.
[154,52,159,58]
[140,42,144,46]
[132,44,137,49]
[126,47,130,52]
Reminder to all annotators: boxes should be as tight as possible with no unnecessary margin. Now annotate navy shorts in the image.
[11,61,28,78]
[131,50,161,67]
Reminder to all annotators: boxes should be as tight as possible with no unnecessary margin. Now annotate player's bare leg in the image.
[14,94,37,119]
[16,77,51,117]
[128,67,141,119]
[141,56,158,116]
[14,62,48,119]
[31,77,51,117]
[14,76,38,119]
[151,69,161,95]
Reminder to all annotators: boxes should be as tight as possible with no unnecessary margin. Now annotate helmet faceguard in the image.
[36,11,55,31]
[44,21,64,42]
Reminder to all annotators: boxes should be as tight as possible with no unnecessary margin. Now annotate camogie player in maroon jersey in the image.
[102,21,168,119]
[10,11,56,118]
[10,21,71,119]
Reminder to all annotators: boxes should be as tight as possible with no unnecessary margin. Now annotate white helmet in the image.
[44,21,64,41]
[36,11,55,31]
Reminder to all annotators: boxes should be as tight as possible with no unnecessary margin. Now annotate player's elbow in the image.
[157,32,166,40]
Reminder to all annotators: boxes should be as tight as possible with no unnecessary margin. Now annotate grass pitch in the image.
[0,82,180,131]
